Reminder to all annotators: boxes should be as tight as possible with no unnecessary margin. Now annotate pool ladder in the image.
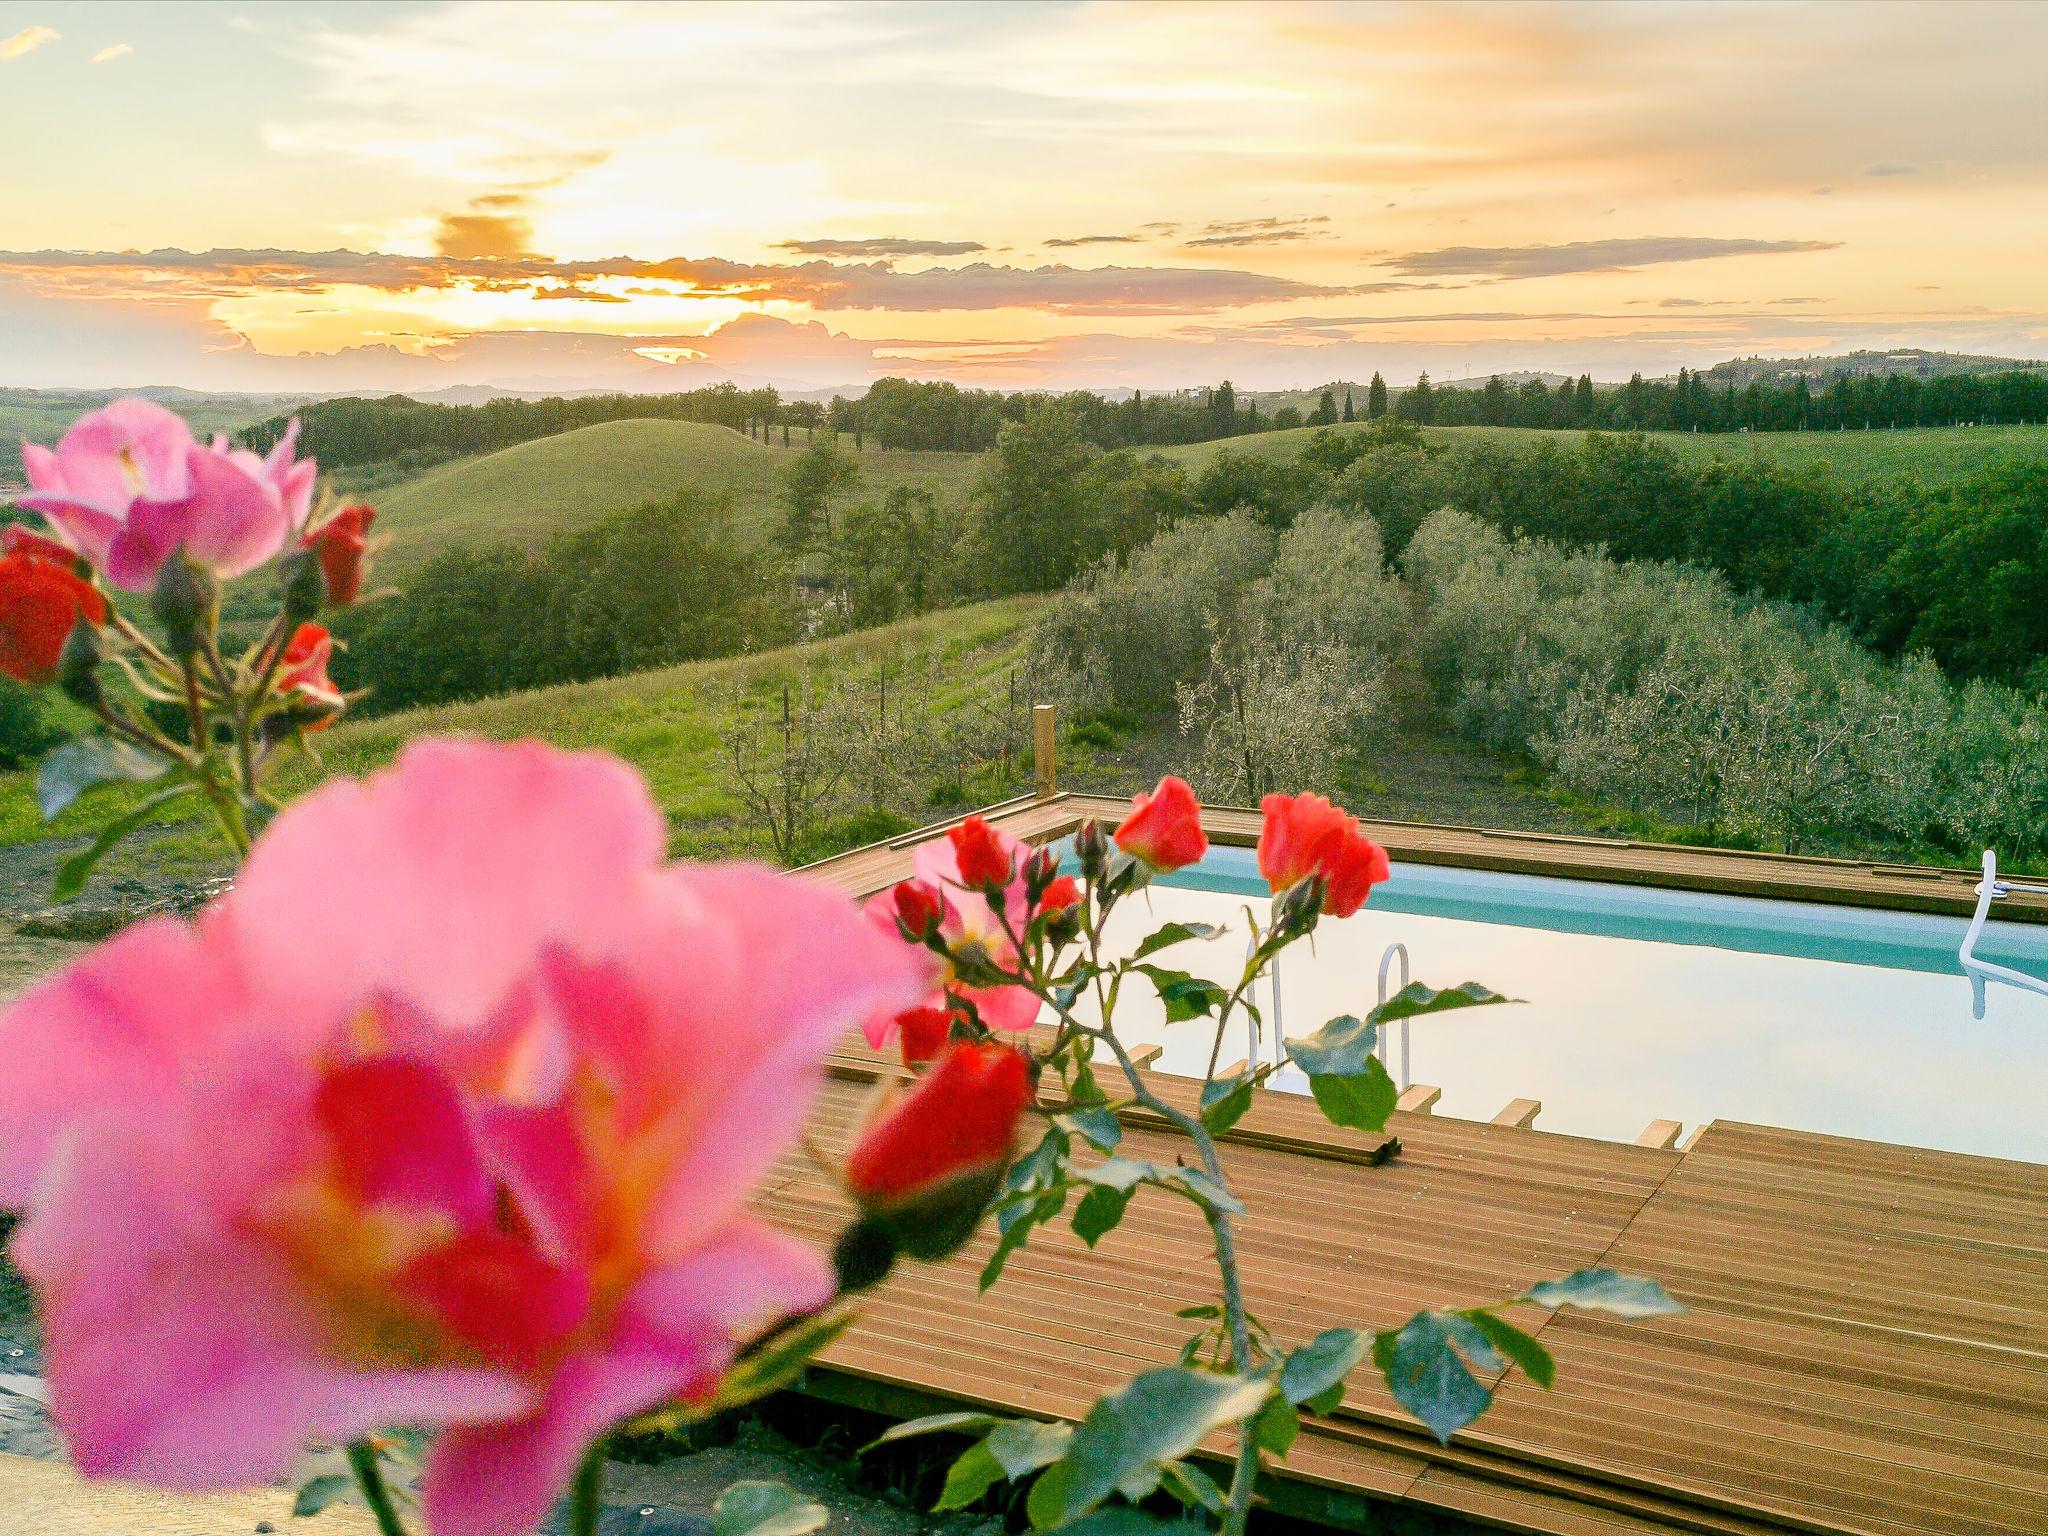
[1961,850,2048,1018]
[1247,939,1413,1092]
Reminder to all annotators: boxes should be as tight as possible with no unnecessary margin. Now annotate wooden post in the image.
[1396,1084,1440,1114]
[1491,1097,1542,1129]
[1635,1119,1683,1150]
[1033,703,1056,799]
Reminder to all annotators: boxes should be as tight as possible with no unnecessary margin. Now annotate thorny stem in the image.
[345,1439,411,1536]
[995,871,1271,1536]
[568,1441,606,1536]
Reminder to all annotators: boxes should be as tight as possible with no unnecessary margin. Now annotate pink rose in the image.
[0,739,924,1536]
[18,400,314,590]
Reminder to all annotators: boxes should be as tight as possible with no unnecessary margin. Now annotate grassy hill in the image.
[371,419,981,571]
[1153,420,2048,485]
[0,596,1051,874]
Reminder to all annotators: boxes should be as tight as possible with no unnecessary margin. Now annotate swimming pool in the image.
[1071,845,2048,1162]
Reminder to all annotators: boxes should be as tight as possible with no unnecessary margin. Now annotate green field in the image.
[0,387,317,464]
[0,596,1049,872]
[371,419,982,571]
[1154,419,2048,484]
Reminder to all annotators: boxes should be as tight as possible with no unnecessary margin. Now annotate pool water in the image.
[1067,846,2048,1163]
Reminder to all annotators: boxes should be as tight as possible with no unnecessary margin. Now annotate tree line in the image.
[242,365,2048,477]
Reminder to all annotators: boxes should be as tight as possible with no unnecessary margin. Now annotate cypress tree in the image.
[1367,371,1388,418]
[1342,389,1355,422]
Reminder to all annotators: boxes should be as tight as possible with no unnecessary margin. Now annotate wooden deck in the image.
[784,796,2048,1535]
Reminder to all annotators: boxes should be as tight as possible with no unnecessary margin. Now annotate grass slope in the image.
[371,419,981,571]
[1153,420,2048,485]
[0,596,1049,879]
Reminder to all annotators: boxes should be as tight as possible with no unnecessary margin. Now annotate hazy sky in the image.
[2,0,2044,393]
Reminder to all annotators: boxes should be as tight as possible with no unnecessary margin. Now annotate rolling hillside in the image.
[1154,420,2048,485]
[370,419,981,570]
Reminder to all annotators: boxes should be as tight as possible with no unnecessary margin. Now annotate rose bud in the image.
[1115,776,1207,873]
[844,1040,1031,1260]
[0,547,107,686]
[894,1004,957,1067]
[1257,791,1391,919]
[1022,845,1059,902]
[947,815,1015,892]
[1035,874,1081,916]
[891,878,947,942]
[1073,819,1109,881]
[276,622,345,729]
[303,503,375,608]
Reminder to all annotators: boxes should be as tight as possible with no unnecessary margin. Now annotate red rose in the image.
[2,525,82,571]
[1035,874,1082,914]
[891,878,947,940]
[277,622,345,727]
[845,1040,1031,1211]
[303,503,375,607]
[947,815,1015,891]
[1114,776,1207,871]
[1256,791,1391,919]
[0,547,106,685]
[893,1005,956,1067]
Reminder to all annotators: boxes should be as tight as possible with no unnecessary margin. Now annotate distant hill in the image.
[1689,350,2046,388]
[1153,417,2048,484]
[370,418,980,572]
[0,387,322,481]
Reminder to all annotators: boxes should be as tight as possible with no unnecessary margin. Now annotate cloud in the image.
[1385,237,1843,279]
[1043,233,1143,248]
[0,246,1358,316]
[1185,229,1325,249]
[1,25,58,59]
[1183,214,1333,249]
[773,237,987,258]
[1866,162,1918,177]
[434,211,538,260]
[90,42,132,63]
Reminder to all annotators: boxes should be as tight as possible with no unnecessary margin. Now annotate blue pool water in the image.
[1069,847,2048,1162]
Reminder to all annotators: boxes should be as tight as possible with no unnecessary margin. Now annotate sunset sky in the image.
[2,0,2044,394]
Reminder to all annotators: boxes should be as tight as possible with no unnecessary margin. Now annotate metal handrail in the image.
[1959,850,2048,1018]
[1377,942,1411,1090]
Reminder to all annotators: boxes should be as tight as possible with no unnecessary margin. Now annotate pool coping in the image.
[804,791,2048,924]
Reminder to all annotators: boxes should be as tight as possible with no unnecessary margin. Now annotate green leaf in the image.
[982,1188,1066,1291]
[292,1474,353,1519]
[863,1411,1002,1452]
[1158,1458,1225,1514]
[986,1418,1073,1480]
[1250,1393,1298,1457]
[1372,1312,1494,1444]
[1026,1460,1073,1529]
[1199,1070,1255,1135]
[712,1482,828,1536]
[1279,1328,1369,1407]
[1174,1304,1221,1321]
[1131,921,1222,961]
[1056,1104,1123,1153]
[1132,964,1229,1023]
[1461,1311,1556,1390]
[1285,1014,1378,1077]
[1369,980,1515,1027]
[1072,1184,1133,1248]
[37,736,172,821]
[1166,1166,1242,1215]
[51,783,197,901]
[934,1442,1006,1511]
[1059,1368,1274,1522]
[1306,1056,1399,1133]
[1521,1268,1682,1317]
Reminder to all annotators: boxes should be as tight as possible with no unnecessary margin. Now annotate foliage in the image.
[343,488,787,713]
